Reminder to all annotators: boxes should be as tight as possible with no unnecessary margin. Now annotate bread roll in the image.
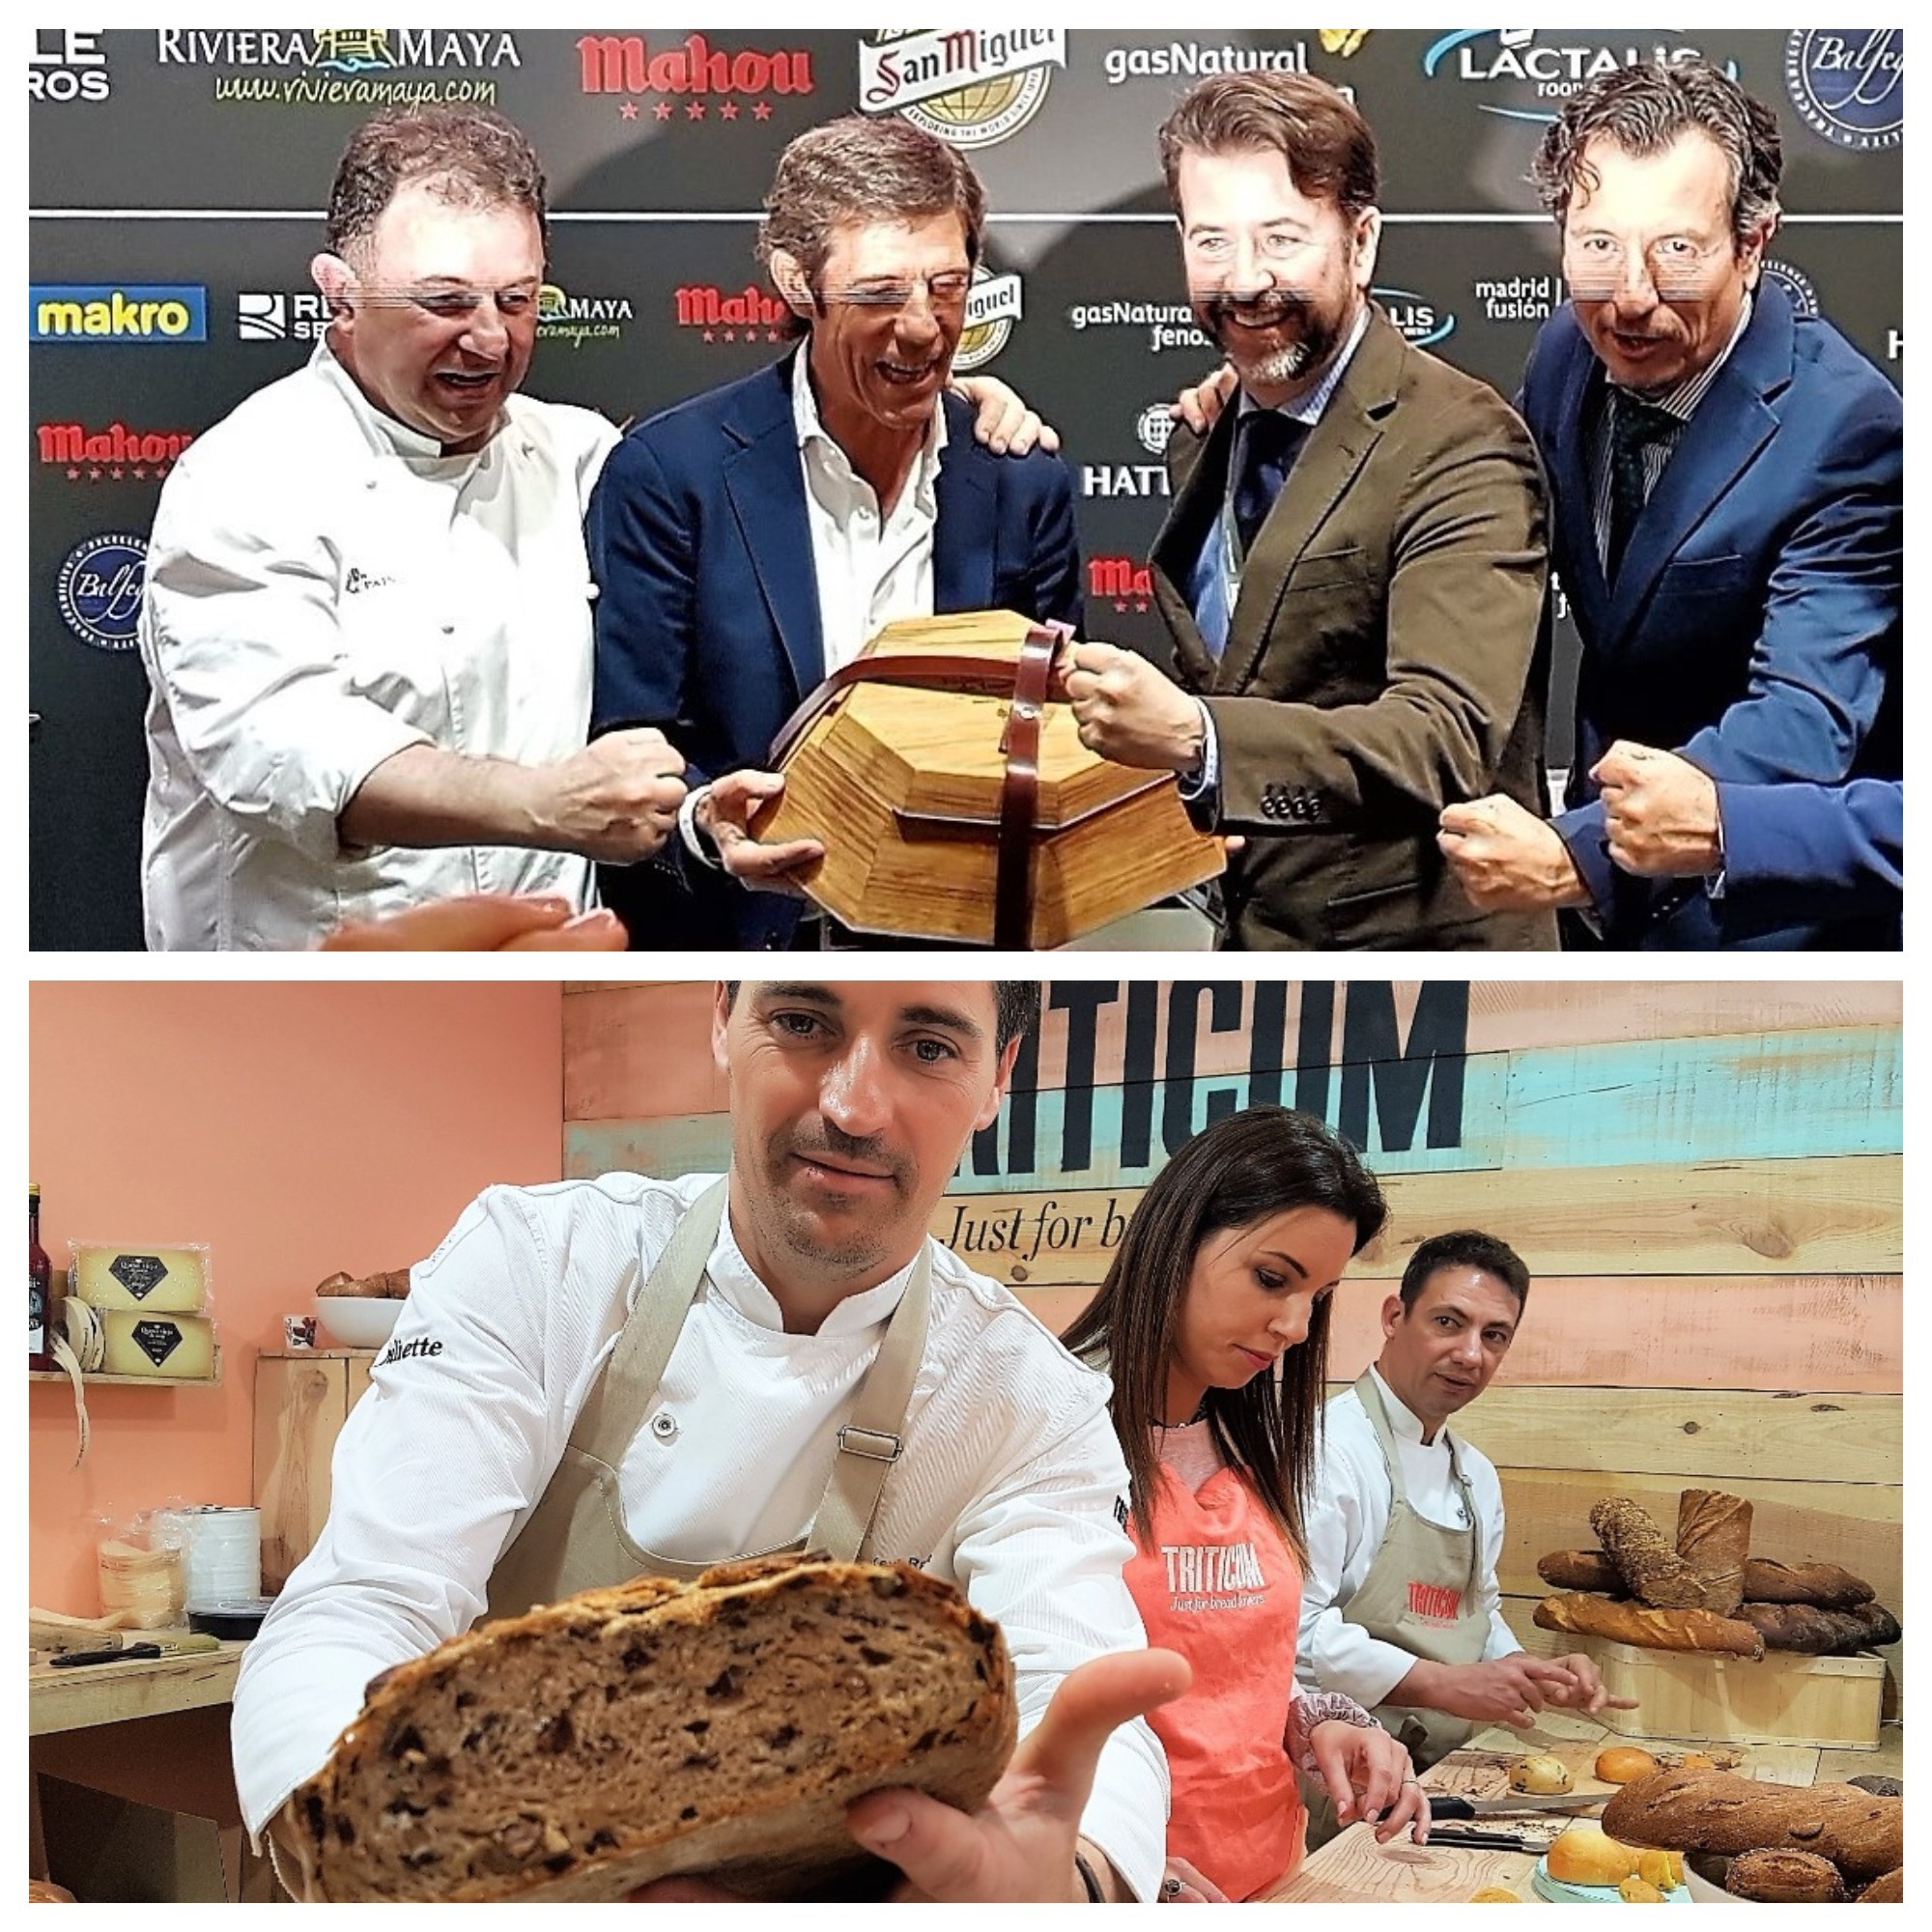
[1725,1848,1848,1902]
[1546,1824,1637,1887]
[1533,1592,1765,1659]
[1739,1601,1900,1656]
[285,1556,1016,1902]
[1744,1559,1874,1609]
[1856,1868,1904,1902]
[1595,1747,1661,1785]
[1589,1498,1705,1608]
[1674,1490,1750,1616]
[1603,1769,1903,1883]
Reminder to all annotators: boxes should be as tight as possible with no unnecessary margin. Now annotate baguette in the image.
[1602,1769,1903,1883]
[1674,1490,1750,1616]
[1590,1498,1705,1608]
[1537,1549,1624,1594]
[1533,1592,1764,1659]
[1744,1559,1875,1609]
[286,1555,1016,1903]
[1738,1601,1901,1656]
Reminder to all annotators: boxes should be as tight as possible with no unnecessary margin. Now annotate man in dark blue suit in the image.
[1439,61,1900,949]
[588,116,1081,950]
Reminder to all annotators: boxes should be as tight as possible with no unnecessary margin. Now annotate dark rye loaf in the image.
[285,1556,1016,1902]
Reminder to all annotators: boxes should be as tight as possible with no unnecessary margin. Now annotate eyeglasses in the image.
[1563,233,1735,298]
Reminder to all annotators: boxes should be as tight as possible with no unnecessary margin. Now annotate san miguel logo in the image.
[860,29,1065,149]
[577,33,813,123]
[38,420,194,481]
[951,267,1024,373]
[673,284,791,344]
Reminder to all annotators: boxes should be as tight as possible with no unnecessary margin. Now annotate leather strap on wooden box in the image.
[766,623,1067,949]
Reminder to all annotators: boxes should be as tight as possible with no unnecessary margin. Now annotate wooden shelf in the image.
[29,1347,223,1389]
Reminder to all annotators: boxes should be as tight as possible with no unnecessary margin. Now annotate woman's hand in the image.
[1160,1855,1229,1902]
[1308,1720,1431,1845]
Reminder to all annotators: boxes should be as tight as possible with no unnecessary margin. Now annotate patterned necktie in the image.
[1606,391,1678,577]
[1233,409,1309,558]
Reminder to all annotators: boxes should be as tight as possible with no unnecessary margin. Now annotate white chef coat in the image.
[231,1171,1168,1899]
[139,340,618,950]
[1295,1367,1520,1707]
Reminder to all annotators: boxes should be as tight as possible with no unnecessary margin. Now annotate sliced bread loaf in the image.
[285,1554,1016,1901]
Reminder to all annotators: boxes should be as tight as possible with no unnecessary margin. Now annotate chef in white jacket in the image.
[1296,1231,1626,1804]
[233,980,1178,1902]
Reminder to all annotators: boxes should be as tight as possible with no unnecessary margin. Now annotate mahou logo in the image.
[578,33,812,123]
[860,28,1065,149]
[1090,555,1155,614]
[38,420,194,480]
[674,283,791,344]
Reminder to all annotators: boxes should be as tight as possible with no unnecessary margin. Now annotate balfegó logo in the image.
[31,287,209,344]
[58,533,148,651]
[861,29,1065,149]
[951,267,1024,373]
[1783,30,1903,152]
[1762,258,1822,321]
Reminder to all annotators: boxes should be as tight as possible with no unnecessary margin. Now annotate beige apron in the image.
[1303,1372,1492,1844]
[486,1179,930,1618]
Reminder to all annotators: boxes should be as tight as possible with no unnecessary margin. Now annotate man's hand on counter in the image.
[1392,1655,1595,1729]
[1537,1651,1638,1718]
[633,1647,1190,1903]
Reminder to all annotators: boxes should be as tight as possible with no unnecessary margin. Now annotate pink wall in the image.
[28,980,565,1615]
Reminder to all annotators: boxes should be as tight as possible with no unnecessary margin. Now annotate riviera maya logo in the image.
[1783,30,1903,152]
[1421,30,1734,122]
[951,267,1025,373]
[859,29,1065,149]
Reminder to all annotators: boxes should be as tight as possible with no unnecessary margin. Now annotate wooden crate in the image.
[753,611,1223,948]
[1576,1635,1884,1751]
[251,1350,374,1594]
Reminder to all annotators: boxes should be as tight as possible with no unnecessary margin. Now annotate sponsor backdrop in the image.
[561,978,1905,1710]
[29,28,1904,949]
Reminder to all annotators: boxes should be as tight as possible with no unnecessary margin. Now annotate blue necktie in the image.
[1606,392,1677,577]
[1234,410,1309,557]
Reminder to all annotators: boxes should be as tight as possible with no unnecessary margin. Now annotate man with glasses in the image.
[1437,60,1901,948]
[139,105,698,950]
[587,115,1083,950]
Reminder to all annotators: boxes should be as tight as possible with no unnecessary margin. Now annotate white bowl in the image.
[313,1293,404,1350]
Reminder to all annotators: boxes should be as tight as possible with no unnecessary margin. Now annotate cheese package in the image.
[70,1242,211,1314]
[100,1309,217,1379]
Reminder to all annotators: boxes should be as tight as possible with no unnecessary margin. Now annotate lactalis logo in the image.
[31,286,208,343]
[1406,1579,1464,1624]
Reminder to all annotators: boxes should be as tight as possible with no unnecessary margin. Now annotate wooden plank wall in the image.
[561,980,1903,1707]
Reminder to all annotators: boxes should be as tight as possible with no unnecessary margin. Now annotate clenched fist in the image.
[1057,641,1206,774]
[539,728,688,864]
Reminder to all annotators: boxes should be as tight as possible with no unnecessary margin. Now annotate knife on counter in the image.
[47,1634,224,1667]
[1426,1792,1606,1819]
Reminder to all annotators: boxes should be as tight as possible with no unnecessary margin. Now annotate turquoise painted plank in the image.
[567,1116,732,1182]
[1499,1028,1901,1169]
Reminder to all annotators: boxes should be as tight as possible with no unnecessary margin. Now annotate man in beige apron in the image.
[241,981,1178,1901]
[1297,1233,1629,1844]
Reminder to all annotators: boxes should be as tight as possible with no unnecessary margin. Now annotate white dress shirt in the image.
[1296,1367,1520,1707]
[140,341,618,949]
[231,1171,1168,1898]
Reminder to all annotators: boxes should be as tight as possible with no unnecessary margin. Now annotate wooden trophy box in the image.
[751,611,1223,949]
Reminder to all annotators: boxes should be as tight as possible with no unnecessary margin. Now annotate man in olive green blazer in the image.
[1063,72,1556,952]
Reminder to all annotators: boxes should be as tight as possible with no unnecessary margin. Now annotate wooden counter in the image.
[29,1636,247,1737]
[1264,1708,1905,1904]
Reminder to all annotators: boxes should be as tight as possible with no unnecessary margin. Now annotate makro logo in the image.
[862,29,1065,149]
[1762,258,1822,321]
[1374,286,1456,349]
[29,27,109,101]
[57,533,148,651]
[539,284,634,349]
[673,283,790,343]
[577,33,812,123]
[37,420,194,481]
[1422,30,1723,119]
[1783,31,1903,152]
[31,286,208,343]
[1473,271,1563,325]
[1090,554,1156,614]
[1101,41,1308,87]
[1067,298,1212,356]
[239,291,331,343]
[952,267,1024,373]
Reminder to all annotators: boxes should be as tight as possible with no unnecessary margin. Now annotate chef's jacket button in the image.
[650,1411,678,1441]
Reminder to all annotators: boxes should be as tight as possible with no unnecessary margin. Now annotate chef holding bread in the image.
[1296,1232,1634,1824]
[232,980,1183,1902]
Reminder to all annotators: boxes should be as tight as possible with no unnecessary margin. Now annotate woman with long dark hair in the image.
[1063,1105,1429,1902]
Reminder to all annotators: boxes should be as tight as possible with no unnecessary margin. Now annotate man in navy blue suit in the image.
[1438,61,1900,949]
[587,116,1082,950]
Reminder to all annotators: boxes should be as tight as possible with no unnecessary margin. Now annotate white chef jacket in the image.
[139,340,618,950]
[1295,1367,1521,1707]
[231,1171,1168,1899]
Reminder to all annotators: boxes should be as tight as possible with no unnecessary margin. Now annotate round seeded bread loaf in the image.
[283,1555,1017,1902]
